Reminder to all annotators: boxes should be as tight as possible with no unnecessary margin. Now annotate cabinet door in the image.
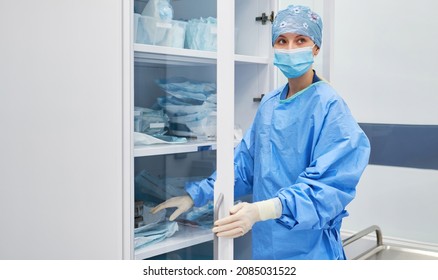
[0,0,126,259]
[130,0,278,260]
[132,0,222,260]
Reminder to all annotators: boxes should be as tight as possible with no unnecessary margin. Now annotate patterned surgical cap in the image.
[272,5,323,48]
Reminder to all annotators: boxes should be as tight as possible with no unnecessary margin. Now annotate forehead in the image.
[276,33,310,40]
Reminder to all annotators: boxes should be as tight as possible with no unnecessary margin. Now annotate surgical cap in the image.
[272,5,323,48]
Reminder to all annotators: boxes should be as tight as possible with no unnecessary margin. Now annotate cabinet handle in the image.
[213,192,224,260]
[253,94,265,102]
[255,11,274,25]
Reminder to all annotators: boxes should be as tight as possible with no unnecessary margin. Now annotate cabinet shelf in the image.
[133,139,242,157]
[234,54,271,65]
[134,43,217,66]
[135,224,214,260]
[134,140,217,157]
[134,44,271,66]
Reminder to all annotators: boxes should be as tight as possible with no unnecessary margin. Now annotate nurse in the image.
[152,5,371,259]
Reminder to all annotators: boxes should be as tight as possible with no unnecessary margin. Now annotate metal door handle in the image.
[213,193,224,260]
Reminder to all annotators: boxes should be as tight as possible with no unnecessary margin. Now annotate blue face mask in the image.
[273,46,314,78]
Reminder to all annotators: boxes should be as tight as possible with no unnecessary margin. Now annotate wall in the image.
[331,0,438,246]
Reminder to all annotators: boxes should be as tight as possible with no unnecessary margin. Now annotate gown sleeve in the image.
[185,124,256,207]
[276,98,371,230]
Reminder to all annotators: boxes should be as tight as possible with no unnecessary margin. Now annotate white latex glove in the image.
[150,195,194,221]
[212,198,282,238]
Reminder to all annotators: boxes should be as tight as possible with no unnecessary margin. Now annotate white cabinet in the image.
[0,0,276,260]
[129,0,276,260]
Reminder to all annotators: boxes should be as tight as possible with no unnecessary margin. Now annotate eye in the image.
[275,37,287,46]
[296,37,306,45]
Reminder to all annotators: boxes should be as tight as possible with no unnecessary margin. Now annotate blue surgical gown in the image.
[186,80,371,259]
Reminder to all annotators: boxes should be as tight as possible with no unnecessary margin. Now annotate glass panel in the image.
[134,151,216,260]
[133,0,217,260]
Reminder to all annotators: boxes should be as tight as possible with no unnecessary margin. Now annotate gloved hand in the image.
[212,198,282,238]
[150,195,194,221]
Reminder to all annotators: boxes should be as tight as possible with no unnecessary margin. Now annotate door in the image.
[128,0,277,260]
[0,0,126,259]
[131,0,222,260]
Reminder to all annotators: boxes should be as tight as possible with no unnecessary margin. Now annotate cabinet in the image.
[129,0,276,260]
[0,0,276,260]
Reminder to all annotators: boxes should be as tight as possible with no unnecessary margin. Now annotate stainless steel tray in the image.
[342,225,438,260]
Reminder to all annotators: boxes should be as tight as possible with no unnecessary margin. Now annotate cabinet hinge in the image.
[255,11,274,25]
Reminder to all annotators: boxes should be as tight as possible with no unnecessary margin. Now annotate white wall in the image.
[332,0,438,245]
[332,0,438,125]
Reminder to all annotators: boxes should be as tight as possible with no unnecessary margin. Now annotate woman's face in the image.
[273,33,319,54]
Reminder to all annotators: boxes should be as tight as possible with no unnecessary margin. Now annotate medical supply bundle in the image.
[185,17,217,51]
[155,77,217,140]
[134,0,217,51]
[136,15,187,48]
[134,106,168,136]
[134,106,188,145]
[134,202,179,249]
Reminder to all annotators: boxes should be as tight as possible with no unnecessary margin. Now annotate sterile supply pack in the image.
[134,220,179,249]
[136,16,187,48]
[134,132,187,146]
[185,17,217,51]
[141,0,173,20]
[133,199,179,249]
[155,77,217,139]
[134,106,169,136]
[135,0,187,48]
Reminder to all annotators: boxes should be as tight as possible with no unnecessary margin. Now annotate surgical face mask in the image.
[273,46,315,78]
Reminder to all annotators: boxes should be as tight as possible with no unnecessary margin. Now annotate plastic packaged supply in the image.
[155,77,217,139]
[156,77,216,103]
[134,106,169,136]
[156,77,216,95]
[134,132,187,146]
[134,221,178,249]
[141,0,173,20]
[185,17,217,51]
[136,15,187,48]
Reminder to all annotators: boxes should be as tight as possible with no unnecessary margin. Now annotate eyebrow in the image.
[277,34,307,39]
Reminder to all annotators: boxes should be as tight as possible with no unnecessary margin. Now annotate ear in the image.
[313,46,320,56]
